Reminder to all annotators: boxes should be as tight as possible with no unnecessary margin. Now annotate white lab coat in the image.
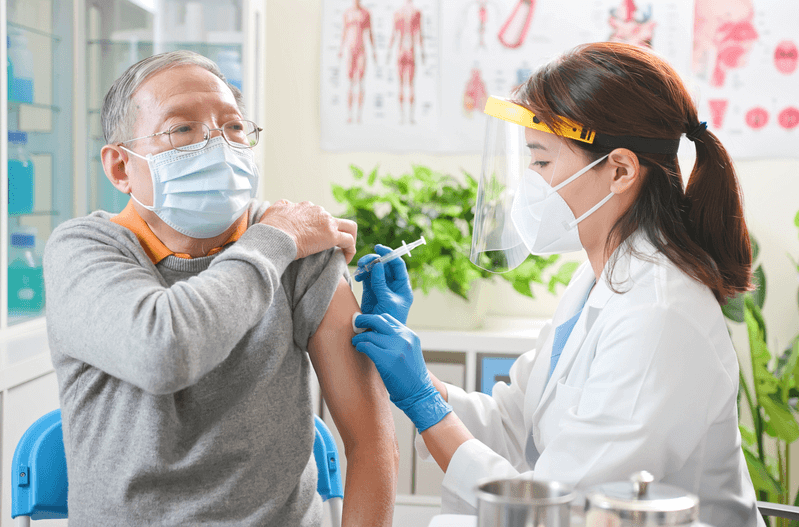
[416,234,765,527]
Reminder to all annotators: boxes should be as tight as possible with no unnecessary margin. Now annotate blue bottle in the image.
[7,28,34,103]
[8,233,45,316]
[8,131,34,215]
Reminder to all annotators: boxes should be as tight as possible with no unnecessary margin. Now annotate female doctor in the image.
[352,42,765,527]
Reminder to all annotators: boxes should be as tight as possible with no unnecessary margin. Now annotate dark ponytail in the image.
[684,127,752,299]
[517,42,752,302]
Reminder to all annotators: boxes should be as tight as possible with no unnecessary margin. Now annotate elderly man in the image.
[43,50,397,526]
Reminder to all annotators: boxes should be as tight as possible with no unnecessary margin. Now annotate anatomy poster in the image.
[320,0,440,151]
[693,0,799,158]
[438,0,694,152]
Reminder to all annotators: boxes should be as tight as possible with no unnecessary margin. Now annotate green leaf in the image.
[745,296,767,342]
[331,184,347,204]
[350,164,364,180]
[722,294,745,323]
[742,448,783,497]
[367,167,378,186]
[739,424,757,447]
[548,261,580,294]
[761,393,799,443]
[752,265,766,310]
[751,233,760,262]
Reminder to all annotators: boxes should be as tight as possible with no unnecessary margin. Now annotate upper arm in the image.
[308,277,395,450]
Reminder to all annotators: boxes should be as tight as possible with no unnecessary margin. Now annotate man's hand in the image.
[260,200,357,263]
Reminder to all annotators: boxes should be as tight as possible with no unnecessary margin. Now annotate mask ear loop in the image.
[119,145,157,209]
[549,154,609,194]
[567,190,615,229]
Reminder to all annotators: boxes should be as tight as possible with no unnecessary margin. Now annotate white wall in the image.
[263,0,799,500]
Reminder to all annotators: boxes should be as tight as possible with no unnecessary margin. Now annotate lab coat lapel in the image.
[526,261,596,413]
[534,233,652,411]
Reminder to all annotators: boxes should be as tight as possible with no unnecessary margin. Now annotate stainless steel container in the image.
[476,477,576,527]
[584,471,700,526]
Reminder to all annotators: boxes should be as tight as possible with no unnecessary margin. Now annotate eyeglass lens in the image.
[169,120,259,150]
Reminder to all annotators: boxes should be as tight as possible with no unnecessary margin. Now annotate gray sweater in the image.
[43,200,347,526]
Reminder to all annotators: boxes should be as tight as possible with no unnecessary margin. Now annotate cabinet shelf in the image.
[87,38,243,47]
[8,101,61,113]
[7,20,62,42]
[9,210,60,218]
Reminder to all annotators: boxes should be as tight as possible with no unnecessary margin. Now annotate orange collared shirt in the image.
[110,201,249,265]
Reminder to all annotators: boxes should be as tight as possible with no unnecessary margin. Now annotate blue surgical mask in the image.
[122,136,259,239]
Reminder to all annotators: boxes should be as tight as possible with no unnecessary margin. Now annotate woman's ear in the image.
[101,144,132,194]
[607,148,640,195]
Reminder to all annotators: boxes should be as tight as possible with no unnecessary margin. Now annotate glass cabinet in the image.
[3,0,74,328]
[1,0,265,330]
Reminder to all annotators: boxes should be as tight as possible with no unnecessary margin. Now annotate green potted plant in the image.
[332,164,577,328]
[724,232,799,527]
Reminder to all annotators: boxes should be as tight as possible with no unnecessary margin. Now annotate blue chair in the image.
[12,409,344,526]
[313,415,344,527]
[11,410,67,527]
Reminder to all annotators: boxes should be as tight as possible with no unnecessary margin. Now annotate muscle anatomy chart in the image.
[321,0,439,151]
[388,0,425,124]
[693,0,799,157]
[339,0,377,123]
[322,0,796,157]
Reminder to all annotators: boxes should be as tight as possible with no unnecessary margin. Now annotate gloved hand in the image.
[354,244,413,325]
[352,313,451,432]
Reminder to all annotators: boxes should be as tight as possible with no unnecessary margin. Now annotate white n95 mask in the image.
[510,154,612,255]
[122,136,259,239]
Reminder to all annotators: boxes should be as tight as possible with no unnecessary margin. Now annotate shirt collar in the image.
[110,201,249,265]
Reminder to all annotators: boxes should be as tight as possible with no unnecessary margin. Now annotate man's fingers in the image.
[337,218,358,242]
[335,231,357,264]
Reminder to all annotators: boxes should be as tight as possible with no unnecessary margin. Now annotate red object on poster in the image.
[745,107,769,129]
[778,107,799,129]
[774,41,798,75]
[498,0,535,49]
[708,99,729,130]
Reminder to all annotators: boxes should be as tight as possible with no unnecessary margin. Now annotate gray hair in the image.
[101,50,245,144]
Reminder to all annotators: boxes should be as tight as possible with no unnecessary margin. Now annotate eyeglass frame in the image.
[118,119,263,152]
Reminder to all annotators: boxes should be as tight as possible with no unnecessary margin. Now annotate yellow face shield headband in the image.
[483,96,681,155]
[484,96,597,144]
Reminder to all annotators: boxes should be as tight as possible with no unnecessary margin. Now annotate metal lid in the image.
[585,471,699,525]
[475,476,575,507]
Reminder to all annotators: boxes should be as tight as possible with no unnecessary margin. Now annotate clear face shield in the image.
[470,97,682,273]
[471,96,592,272]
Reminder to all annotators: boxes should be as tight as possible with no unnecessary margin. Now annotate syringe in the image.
[353,236,427,280]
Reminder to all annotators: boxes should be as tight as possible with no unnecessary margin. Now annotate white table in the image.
[428,515,477,527]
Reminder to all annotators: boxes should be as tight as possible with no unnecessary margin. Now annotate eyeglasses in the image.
[119,120,262,151]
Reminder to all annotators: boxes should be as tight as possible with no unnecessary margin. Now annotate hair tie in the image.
[686,121,707,142]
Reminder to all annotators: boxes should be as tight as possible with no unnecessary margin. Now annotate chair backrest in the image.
[313,415,344,501]
[11,409,68,520]
[12,410,342,520]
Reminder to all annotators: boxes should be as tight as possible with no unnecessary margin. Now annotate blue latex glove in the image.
[352,313,451,432]
[354,244,414,325]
